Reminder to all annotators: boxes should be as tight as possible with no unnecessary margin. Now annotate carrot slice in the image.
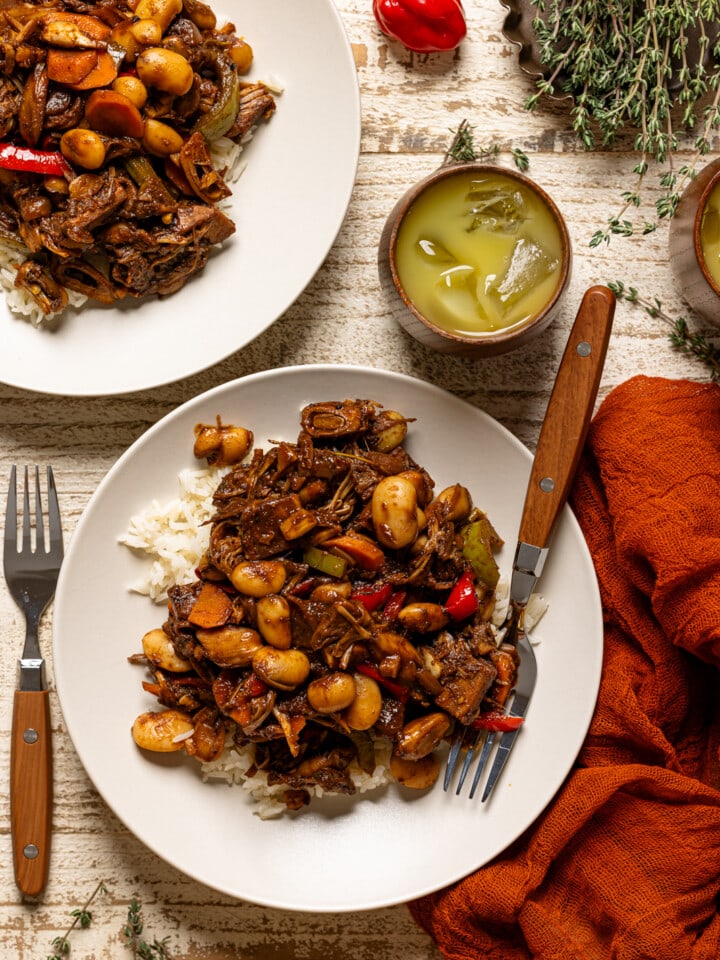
[85,89,144,138]
[187,582,233,629]
[46,49,98,85]
[66,52,119,91]
[323,532,386,571]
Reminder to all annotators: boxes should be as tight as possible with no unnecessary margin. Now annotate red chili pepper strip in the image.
[470,712,524,733]
[247,675,269,697]
[352,581,393,612]
[444,569,478,620]
[372,0,467,53]
[0,143,71,177]
[382,589,406,622]
[357,662,409,703]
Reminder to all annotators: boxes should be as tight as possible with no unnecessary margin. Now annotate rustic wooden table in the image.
[1,1,715,957]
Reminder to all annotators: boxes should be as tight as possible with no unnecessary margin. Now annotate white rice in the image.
[202,737,393,819]
[119,466,225,602]
[0,240,88,328]
[492,575,548,641]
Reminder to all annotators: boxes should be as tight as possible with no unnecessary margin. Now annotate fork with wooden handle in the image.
[444,285,616,801]
[4,466,64,895]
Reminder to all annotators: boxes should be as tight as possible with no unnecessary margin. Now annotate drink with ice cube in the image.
[394,169,566,337]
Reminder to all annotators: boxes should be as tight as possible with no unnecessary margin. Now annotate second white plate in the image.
[0,0,360,396]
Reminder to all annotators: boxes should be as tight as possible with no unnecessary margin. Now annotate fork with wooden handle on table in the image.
[4,466,64,896]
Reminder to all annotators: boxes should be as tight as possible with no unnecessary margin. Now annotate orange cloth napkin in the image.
[410,376,720,960]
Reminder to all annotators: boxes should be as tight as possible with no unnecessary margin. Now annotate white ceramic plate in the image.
[53,365,603,912]
[0,1,359,396]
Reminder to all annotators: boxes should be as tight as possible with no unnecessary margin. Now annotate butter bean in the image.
[60,128,105,170]
[394,712,452,760]
[195,625,263,667]
[397,602,448,633]
[141,627,191,672]
[142,117,185,157]
[112,75,148,109]
[252,647,310,691]
[371,410,407,452]
[134,0,182,33]
[132,709,193,752]
[343,673,382,730]
[128,18,162,47]
[230,560,286,597]
[371,475,418,549]
[434,484,472,522]
[390,752,441,790]
[136,46,194,96]
[307,672,356,714]
[255,595,292,650]
[309,581,352,603]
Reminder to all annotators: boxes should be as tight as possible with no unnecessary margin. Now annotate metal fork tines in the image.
[443,632,537,802]
[4,465,64,690]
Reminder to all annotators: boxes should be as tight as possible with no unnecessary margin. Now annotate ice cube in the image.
[432,280,489,335]
[488,238,558,307]
[416,238,457,264]
[464,187,526,234]
[432,265,504,333]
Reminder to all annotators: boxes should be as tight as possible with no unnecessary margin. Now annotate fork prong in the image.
[468,731,496,799]
[443,733,464,791]
[34,466,46,553]
[21,466,32,554]
[454,729,483,794]
[45,466,62,556]
[4,464,17,553]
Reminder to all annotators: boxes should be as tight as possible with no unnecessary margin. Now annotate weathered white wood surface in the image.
[0,2,716,957]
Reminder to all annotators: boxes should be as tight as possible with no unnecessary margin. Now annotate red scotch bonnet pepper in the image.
[372,0,467,53]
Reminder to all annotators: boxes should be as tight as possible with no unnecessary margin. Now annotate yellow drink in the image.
[394,170,565,337]
[700,181,720,291]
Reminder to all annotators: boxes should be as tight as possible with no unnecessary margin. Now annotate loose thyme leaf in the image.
[445,121,529,172]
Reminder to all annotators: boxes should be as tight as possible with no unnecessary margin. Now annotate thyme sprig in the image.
[524,0,720,242]
[609,280,720,379]
[48,881,108,959]
[47,885,173,960]
[445,120,530,171]
[122,899,172,959]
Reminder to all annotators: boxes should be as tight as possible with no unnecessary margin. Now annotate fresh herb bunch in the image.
[609,280,720,379]
[445,119,530,171]
[524,0,720,243]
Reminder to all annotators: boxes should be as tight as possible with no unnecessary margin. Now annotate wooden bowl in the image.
[669,157,720,324]
[378,163,572,357]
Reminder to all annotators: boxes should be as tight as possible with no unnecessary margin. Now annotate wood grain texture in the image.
[0,2,716,956]
[11,691,52,896]
[518,285,615,550]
